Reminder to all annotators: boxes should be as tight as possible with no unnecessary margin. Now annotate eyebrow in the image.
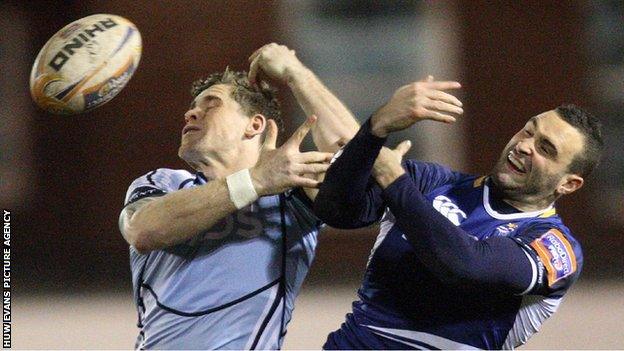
[530,117,558,156]
[189,94,221,109]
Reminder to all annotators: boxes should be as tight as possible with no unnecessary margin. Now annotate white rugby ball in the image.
[30,14,142,115]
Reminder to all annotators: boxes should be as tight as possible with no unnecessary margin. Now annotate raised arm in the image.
[354,78,535,292]
[120,117,332,254]
[248,43,360,153]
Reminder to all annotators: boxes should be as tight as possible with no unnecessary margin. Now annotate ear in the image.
[244,114,266,139]
[556,174,584,195]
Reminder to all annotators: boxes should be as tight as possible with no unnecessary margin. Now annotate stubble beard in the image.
[491,155,560,206]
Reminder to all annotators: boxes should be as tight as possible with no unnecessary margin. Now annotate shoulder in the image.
[124,168,195,205]
[130,168,195,188]
[402,160,474,193]
[512,219,582,295]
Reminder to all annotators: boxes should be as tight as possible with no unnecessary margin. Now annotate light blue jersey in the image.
[119,168,321,349]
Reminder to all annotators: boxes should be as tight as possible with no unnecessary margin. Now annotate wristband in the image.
[226,168,259,209]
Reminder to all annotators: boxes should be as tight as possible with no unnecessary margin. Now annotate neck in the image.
[189,146,260,179]
[501,197,554,212]
[489,179,556,212]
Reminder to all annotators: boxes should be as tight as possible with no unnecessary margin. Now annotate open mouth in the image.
[183,125,200,135]
[507,152,526,174]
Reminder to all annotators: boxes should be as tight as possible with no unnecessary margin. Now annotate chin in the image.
[491,171,521,191]
[178,144,199,164]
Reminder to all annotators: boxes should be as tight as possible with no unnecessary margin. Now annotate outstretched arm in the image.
[362,78,534,292]
[249,43,360,153]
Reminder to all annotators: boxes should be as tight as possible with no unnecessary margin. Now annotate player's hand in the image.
[250,115,333,196]
[370,76,463,137]
[373,140,412,189]
[248,43,306,86]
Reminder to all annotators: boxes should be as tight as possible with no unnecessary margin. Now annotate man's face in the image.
[491,110,585,198]
[178,84,252,163]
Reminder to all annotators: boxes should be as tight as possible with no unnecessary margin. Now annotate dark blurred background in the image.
[2,0,623,348]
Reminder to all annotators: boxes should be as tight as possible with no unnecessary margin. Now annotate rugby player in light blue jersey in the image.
[118,43,359,349]
[316,77,603,349]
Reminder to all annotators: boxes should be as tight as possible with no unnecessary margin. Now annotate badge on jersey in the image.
[529,229,577,287]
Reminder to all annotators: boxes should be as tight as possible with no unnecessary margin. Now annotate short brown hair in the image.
[555,104,604,177]
[191,68,283,131]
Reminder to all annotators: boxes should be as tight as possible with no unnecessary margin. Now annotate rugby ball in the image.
[30,14,142,115]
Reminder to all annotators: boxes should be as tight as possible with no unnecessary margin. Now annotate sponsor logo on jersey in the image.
[432,195,467,226]
[529,229,577,287]
[191,206,264,243]
[128,186,166,204]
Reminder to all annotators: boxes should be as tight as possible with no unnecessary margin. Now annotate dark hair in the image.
[190,68,283,131]
[555,104,603,177]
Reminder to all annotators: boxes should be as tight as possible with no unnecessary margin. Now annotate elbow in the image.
[132,231,156,254]
[313,196,366,229]
[124,225,161,254]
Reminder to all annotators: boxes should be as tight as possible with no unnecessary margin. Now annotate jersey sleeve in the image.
[123,168,179,206]
[511,224,583,297]
[285,188,323,230]
[402,160,463,195]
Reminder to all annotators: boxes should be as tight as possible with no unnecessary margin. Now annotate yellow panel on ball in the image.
[30,14,142,115]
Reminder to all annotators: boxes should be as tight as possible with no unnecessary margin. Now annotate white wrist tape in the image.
[226,168,259,209]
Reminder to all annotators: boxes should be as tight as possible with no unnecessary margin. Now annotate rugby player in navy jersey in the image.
[315,76,603,349]
[118,43,359,349]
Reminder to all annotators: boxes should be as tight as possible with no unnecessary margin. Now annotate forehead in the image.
[529,110,585,159]
[192,83,235,104]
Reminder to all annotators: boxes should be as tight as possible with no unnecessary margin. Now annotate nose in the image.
[184,107,201,123]
[514,137,533,155]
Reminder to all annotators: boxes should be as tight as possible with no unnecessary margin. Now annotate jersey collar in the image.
[483,178,555,220]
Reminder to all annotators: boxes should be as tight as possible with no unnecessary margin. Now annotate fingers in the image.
[422,80,461,90]
[422,99,464,115]
[293,151,334,164]
[420,109,457,124]
[292,163,330,175]
[248,43,271,63]
[263,119,278,150]
[292,176,322,189]
[425,90,463,107]
[394,140,412,157]
[285,115,317,148]
[248,55,260,85]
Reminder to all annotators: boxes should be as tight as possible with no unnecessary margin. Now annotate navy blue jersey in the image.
[315,120,583,350]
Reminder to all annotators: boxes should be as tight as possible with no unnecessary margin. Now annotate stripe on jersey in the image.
[178,178,195,189]
[518,247,539,295]
[253,298,285,350]
[140,278,280,317]
[362,325,479,350]
[366,208,394,267]
[244,284,280,349]
[146,170,157,186]
[502,295,561,348]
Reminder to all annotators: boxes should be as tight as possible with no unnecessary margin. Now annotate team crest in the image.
[529,229,577,287]
[495,222,519,236]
